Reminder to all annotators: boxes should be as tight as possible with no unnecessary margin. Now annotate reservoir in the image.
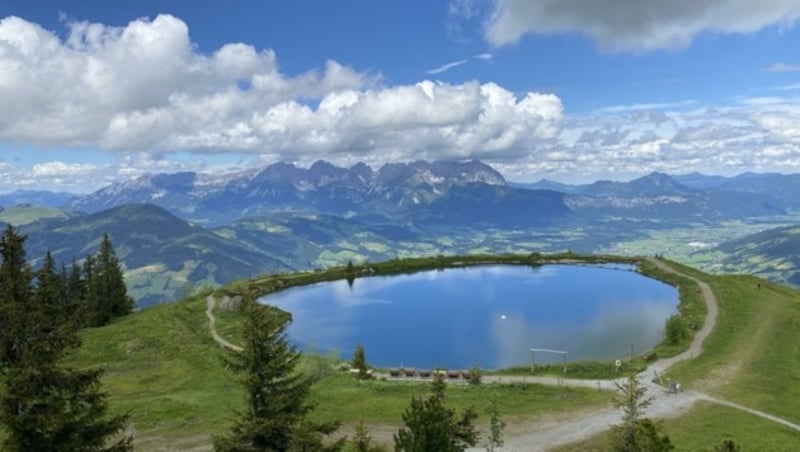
[260,264,678,369]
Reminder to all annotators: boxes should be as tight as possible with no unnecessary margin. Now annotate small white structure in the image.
[529,348,568,373]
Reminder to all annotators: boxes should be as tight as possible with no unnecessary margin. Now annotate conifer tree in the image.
[394,373,479,452]
[350,420,387,452]
[0,226,132,451]
[87,234,133,327]
[2,364,132,451]
[0,224,32,370]
[214,294,343,451]
[83,254,98,326]
[351,344,369,380]
[66,259,87,326]
[608,374,672,452]
[31,251,79,361]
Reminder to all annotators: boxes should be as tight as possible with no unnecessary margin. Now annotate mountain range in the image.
[3,159,800,305]
[70,160,510,226]
[66,161,790,227]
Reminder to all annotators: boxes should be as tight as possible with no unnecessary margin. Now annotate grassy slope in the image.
[555,261,800,450]
[0,205,71,225]
[309,375,609,425]
[665,270,800,423]
[553,402,800,451]
[63,287,610,449]
[64,291,244,445]
[37,256,800,449]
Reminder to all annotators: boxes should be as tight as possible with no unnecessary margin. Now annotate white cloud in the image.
[426,53,493,75]
[6,13,800,190]
[426,59,468,75]
[483,0,800,52]
[30,161,99,178]
[764,62,800,73]
[447,0,488,42]
[501,98,800,183]
[599,100,697,114]
[0,14,561,166]
[8,94,800,190]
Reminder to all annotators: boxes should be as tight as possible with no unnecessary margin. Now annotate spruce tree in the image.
[30,251,79,362]
[608,374,672,452]
[351,344,369,380]
[83,254,98,326]
[2,365,132,451]
[67,259,87,326]
[350,420,387,452]
[394,373,479,452]
[0,224,33,370]
[0,226,132,451]
[88,234,133,327]
[214,295,342,451]
[99,234,133,318]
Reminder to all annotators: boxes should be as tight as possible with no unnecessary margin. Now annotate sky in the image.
[1,0,800,193]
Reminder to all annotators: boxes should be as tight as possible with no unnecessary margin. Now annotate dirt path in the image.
[205,295,243,352]
[412,257,720,391]
[205,261,799,450]
[465,258,800,451]
[642,257,718,376]
[698,394,800,432]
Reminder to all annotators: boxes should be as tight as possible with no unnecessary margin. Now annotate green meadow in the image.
[22,254,799,450]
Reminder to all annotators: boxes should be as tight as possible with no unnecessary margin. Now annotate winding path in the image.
[643,257,718,376]
[469,258,799,451]
[204,260,800,450]
[205,295,243,352]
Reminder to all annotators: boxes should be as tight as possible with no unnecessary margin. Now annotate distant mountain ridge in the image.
[0,189,76,208]
[68,161,798,228]
[705,224,800,287]
[519,171,800,208]
[18,204,291,306]
[71,160,507,225]
[9,161,800,306]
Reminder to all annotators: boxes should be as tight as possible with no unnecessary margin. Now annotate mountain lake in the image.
[259,264,678,370]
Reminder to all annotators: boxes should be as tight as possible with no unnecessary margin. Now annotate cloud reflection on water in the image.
[259,265,677,368]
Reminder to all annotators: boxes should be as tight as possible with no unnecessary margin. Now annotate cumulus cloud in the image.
[6,13,800,191]
[7,95,800,191]
[498,98,800,183]
[482,0,800,52]
[0,14,562,166]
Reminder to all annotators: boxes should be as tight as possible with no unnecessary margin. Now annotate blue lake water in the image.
[259,264,678,369]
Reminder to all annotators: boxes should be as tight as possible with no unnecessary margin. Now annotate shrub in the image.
[665,314,687,345]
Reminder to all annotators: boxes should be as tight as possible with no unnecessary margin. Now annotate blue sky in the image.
[1,0,800,192]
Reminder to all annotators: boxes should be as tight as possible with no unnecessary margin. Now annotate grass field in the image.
[17,253,800,450]
[664,270,800,424]
[61,283,614,450]
[0,205,71,225]
[553,401,800,451]
[553,260,800,450]
[308,374,610,425]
